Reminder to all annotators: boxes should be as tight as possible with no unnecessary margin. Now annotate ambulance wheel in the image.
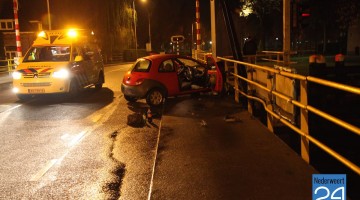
[16,94,32,101]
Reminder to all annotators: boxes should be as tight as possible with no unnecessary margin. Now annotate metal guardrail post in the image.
[266,71,274,133]
[247,65,253,115]
[300,79,310,163]
[234,63,239,103]
[8,59,13,75]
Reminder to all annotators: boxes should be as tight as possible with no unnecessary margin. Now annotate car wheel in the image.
[146,88,164,106]
[16,94,32,101]
[95,73,104,90]
[124,95,137,102]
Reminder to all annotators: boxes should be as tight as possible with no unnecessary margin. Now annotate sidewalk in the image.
[151,95,317,200]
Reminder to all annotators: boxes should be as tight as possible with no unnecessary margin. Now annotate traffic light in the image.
[298,1,311,28]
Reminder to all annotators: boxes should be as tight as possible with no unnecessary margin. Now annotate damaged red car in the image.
[121,54,223,106]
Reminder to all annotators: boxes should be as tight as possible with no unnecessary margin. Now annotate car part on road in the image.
[124,95,137,102]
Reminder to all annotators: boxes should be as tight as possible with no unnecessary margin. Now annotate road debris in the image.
[200,120,207,127]
[224,115,242,123]
[127,112,146,127]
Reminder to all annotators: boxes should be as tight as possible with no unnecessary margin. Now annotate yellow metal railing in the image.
[218,56,360,176]
[0,59,15,75]
[194,50,211,63]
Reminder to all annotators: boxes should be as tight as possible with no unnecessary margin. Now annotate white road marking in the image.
[0,104,22,113]
[68,131,86,147]
[29,95,122,182]
[61,133,70,140]
[30,159,58,182]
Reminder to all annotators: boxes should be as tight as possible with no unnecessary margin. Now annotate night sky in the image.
[0,0,211,50]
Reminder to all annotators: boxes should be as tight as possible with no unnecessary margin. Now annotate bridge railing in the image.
[0,59,15,75]
[217,56,360,176]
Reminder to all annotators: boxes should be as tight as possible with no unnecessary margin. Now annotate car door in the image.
[71,46,92,87]
[154,59,180,96]
[206,55,223,93]
[81,45,97,83]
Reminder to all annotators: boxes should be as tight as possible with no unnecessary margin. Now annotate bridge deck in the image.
[151,95,317,199]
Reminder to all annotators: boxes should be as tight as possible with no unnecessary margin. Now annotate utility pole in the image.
[210,0,216,58]
[283,0,290,66]
[195,0,201,51]
[133,0,138,58]
[46,0,52,30]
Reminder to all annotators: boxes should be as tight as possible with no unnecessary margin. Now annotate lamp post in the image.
[141,0,151,52]
[133,0,138,59]
[46,0,51,30]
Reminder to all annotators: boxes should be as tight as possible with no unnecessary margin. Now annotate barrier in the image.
[0,59,15,75]
[217,56,360,176]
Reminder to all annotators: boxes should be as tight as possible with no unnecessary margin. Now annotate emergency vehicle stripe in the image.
[23,69,36,73]
[18,68,52,74]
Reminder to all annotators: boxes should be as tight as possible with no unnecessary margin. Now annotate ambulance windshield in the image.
[23,46,71,62]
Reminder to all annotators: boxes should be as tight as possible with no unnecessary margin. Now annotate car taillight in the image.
[135,78,144,85]
[124,76,144,86]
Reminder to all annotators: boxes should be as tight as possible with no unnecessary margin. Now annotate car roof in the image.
[142,54,192,62]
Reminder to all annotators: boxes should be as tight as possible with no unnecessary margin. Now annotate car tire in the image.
[146,88,164,106]
[16,94,32,101]
[124,95,137,102]
[95,73,104,90]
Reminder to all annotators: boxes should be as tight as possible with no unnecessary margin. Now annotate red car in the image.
[121,54,223,106]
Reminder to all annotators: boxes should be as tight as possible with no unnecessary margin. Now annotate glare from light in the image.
[67,29,78,38]
[12,87,19,93]
[209,41,212,44]
[12,71,22,79]
[52,68,70,79]
[38,31,47,38]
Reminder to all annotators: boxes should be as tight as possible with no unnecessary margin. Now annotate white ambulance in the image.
[12,29,105,100]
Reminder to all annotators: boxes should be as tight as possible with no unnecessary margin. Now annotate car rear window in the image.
[132,59,151,72]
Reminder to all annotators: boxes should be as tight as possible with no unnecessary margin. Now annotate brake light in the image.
[124,76,144,86]
[135,78,144,85]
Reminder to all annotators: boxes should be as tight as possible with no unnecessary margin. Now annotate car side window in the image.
[159,59,174,72]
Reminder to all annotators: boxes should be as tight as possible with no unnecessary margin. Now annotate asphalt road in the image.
[0,64,160,199]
